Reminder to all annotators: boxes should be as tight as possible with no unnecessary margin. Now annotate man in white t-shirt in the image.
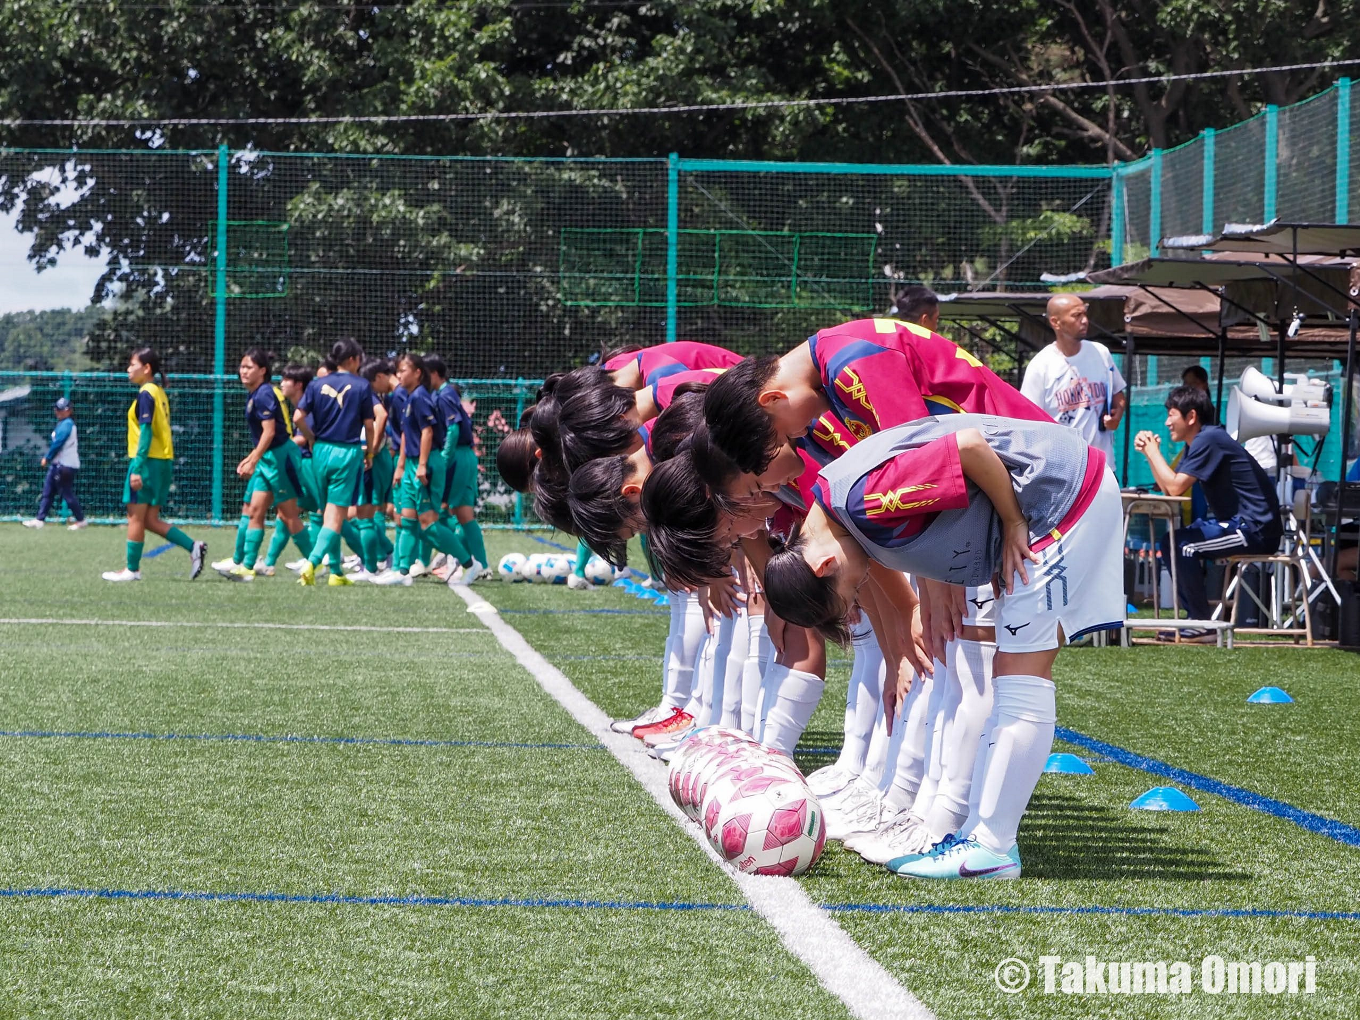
[1021,293,1128,459]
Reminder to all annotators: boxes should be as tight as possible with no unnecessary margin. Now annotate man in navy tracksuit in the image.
[24,397,86,529]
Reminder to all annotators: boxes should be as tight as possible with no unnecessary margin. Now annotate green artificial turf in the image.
[0,525,853,1019]
[488,533,1360,1018]
[3,523,1358,1018]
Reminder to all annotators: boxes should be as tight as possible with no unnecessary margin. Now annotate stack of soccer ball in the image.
[667,727,826,876]
[496,552,622,584]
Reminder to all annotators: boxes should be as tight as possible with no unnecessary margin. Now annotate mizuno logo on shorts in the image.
[1004,623,1030,636]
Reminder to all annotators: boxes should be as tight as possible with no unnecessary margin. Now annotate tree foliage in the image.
[0,0,1351,370]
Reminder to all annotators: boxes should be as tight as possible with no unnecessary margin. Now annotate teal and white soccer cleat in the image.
[894,836,1021,880]
[101,569,142,583]
[189,540,208,580]
[887,832,957,873]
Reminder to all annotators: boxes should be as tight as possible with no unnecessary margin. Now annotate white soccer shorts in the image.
[994,470,1126,653]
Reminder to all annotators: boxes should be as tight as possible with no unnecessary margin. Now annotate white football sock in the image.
[835,618,884,776]
[684,629,717,724]
[758,667,826,754]
[964,674,1056,854]
[718,608,749,729]
[880,665,934,811]
[741,615,767,734]
[703,611,737,729]
[907,655,953,819]
[661,589,706,710]
[923,638,996,840]
[861,703,890,785]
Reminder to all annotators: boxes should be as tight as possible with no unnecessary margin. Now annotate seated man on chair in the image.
[1135,385,1282,640]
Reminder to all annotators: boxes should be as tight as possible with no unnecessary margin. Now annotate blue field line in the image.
[142,542,175,559]
[0,886,745,912]
[1055,727,1360,849]
[0,885,1349,923]
[825,902,1360,923]
[0,729,605,751]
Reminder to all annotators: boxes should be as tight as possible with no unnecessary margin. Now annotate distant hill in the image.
[0,307,103,371]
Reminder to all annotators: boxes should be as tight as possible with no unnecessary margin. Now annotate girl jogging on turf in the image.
[102,348,207,583]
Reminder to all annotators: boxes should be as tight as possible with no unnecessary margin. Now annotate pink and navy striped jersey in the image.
[606,341,742,387]
[807,318,1051,440]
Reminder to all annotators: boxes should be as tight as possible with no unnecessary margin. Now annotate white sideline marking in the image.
[0,618,486,635]
[454,589,934,1020]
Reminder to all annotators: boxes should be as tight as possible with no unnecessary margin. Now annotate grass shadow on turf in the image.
[1019,792,1251,882]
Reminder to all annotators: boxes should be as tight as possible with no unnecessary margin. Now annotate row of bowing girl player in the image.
[497,309,1125,881]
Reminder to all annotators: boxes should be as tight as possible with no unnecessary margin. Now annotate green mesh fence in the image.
[0,371,538,526]
[0,147,1117,525]
[1112,78,1357,261]
[671,162,1113,355]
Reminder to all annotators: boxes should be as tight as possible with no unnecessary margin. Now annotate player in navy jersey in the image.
[212,349,314,581]
[426,356,490,581]
[348,357,396,578]
[292,339,378,586]
[374,353,485,586]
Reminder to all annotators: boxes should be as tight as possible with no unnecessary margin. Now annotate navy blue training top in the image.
[297,371,375,445]
[246,382,289,450]
[387,385,408,454]
[1178,425,1280,530]
[401,385,445,458]
[436,383,475,448]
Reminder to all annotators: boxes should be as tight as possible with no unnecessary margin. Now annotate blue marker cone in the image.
[1247,686,1293,704]
[1044,753,1094,775]
[612,578,629,588]
[1127,603,1138,614]
[652,594,670,608]
[1130,786,1199,812]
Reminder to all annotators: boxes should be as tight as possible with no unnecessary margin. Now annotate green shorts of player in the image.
[442,443,479,508]
[362,446,396,507]
[397,451,447,516]
[245,443,305,504]
[295,455,322,513]
[123,458,173,507]
[310,440,365,509]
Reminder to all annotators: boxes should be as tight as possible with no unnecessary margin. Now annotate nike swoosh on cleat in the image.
[959,862,1019,878]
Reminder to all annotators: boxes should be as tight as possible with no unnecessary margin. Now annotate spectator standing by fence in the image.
[23,397,86,530]
[1021,294,1127,460]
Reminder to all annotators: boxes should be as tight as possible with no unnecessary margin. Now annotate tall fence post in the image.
[1110,164,1125,266]
[1149,149,1163,257]
[1337,78,1351,223]
[1201,128,1216,234]
[666,152,678,342]
[212,144,229,524]
[1264,104,1279,221]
